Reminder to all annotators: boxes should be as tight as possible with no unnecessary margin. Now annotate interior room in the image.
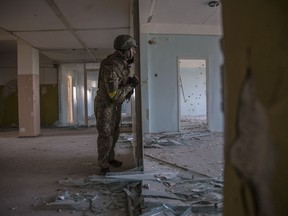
[0,0,287,215]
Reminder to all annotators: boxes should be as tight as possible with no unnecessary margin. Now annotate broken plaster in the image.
[230,72,275,216]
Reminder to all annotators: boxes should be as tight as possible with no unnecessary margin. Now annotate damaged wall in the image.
[0,39,58,127]
[39,55,58,126]
[221,0,288,215]
[0,40,18,126]
[140,34,223,133]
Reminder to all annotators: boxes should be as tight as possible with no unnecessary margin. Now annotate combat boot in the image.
[100,167,110,175]
[108,159,123,167]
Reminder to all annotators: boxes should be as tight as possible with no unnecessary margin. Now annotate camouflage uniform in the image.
[94,51,134,169]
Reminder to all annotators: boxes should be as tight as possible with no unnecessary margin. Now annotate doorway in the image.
[178,58,207,131]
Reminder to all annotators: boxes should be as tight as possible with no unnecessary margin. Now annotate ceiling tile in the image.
[76,29,130,49]
[0,0,65,31]
[55,0,130,29]
[204,7,223,25]
[41,48,113,62]
[15,31,82,49]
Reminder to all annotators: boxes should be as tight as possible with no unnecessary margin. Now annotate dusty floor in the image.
[0,117,224,216]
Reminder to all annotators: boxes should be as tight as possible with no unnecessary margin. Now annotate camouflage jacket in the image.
[96,51,133,104]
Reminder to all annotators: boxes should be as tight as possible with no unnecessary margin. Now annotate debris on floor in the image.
[43,168,223,215]
[39,116,224,215]
[0,116,224,216]
[45,175,130,215]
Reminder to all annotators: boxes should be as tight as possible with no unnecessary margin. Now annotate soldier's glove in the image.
[127,76,139,88]
[126,89,134,102]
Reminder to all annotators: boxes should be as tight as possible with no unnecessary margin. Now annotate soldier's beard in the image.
[123,49,132,59]
[127,57,134,65]
[123,50,134,64]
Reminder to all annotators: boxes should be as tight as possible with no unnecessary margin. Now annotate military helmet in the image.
[113,35,137,50]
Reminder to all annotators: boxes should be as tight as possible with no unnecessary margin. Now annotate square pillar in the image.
[17,40,40,137]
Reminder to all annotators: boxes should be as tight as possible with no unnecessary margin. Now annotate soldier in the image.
[94,35,139,175]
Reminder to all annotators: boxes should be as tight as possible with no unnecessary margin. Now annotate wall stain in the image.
[230,70,275,216]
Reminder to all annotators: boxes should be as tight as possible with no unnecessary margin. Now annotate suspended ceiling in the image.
[0,0,222,63]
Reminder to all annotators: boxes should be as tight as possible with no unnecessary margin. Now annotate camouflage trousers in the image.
[94,96,122,169]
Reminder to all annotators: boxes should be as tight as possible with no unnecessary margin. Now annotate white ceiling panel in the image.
[41,48,113,62]
[15,31,82,49]
[0,0,65,31]
[76,28,130,49]
[0,0,222,62]
[139,0,151,24]
[54,0,130,29]
[204,7,222,25]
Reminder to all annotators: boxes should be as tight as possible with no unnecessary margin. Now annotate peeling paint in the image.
[230,72,275,215]
[41,86,47,95]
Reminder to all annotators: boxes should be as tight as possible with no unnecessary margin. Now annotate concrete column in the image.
[17,40,40,137]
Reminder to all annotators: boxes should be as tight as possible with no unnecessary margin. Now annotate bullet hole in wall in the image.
[148,38,156,45]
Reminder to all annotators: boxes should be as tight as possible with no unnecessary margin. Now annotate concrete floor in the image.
[0,117,224,216]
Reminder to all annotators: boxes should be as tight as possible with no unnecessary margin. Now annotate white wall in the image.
[140,34,224,132]
[179,64,207,117]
